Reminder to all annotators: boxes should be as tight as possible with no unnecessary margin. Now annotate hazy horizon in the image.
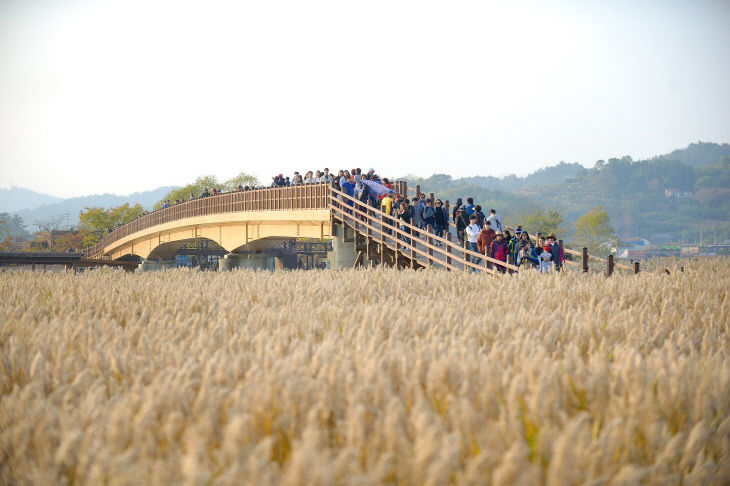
[2,0,729,199]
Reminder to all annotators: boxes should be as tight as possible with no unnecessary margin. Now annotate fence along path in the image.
[499,225,637,275]
[406,184,637,275]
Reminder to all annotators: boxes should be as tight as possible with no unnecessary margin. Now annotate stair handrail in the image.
[329,187,519,273]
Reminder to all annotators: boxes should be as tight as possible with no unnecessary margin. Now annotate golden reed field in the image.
[1,260,729,485]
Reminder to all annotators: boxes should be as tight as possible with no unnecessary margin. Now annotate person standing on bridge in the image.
[397,201,412,246]
[452,198,463,224]
[466,214,482,269]
[490,232,509,273]
[381,192,395,235]
[486,209,504,233]
[421,199,436,235]
[342,177,355,215]
[477,221,496,257]
[454,207,469,247]
[465,198,475,216]
[474,205,486,228]
[433,199,448,243]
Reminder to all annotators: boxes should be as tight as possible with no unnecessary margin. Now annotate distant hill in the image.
[403,142,730,243]
[461,162,585,191]
[11,186,178,230]
[651,141,730,168]
[404,161,584,194]
[0,187,64,213]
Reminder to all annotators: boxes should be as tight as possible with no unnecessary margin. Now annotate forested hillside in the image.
[651,141,730,168]
[404,142,730,243]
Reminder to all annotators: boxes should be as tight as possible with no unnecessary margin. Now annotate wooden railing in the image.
[329,187,519,274]
[402,180,639,275]
[83,184,330,258]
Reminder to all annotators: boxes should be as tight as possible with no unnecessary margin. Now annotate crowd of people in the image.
[152,166,565,274]
[383,193,564,274]
[299,167,567,274]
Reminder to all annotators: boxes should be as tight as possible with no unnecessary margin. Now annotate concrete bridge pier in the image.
[138,259,178,272]
[219,253,246,271]
[220,252,272,271]
[329,224,358,269]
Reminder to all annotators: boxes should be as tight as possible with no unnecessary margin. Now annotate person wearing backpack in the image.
[454,206,469,247]
[490,232,509,273]
[421,199,436,235]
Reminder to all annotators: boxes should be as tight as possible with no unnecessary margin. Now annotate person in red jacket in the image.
[477,221,496,255]
[490,231,509,273]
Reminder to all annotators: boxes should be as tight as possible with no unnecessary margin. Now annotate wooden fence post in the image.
[582,247,588,273]
[410,227,415,269]
[445,232,452,269]
[464,240,469,272]
[416,185,421,198]
[633,261,640,274]
[394,229,400,269]
[607,254,614,276]
[427,227,434,266]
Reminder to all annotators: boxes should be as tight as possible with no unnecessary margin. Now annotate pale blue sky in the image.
[1,0,729,198]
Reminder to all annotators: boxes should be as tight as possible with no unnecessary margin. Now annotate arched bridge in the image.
[83,184,339,262]
[83,181,637,275]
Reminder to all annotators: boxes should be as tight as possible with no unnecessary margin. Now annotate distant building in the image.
[622,237,650,247]
[664,188,693,200]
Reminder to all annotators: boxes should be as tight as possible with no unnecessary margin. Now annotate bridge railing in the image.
[329,187,519,274]
[83,184,331,258]
[403,185,638,275]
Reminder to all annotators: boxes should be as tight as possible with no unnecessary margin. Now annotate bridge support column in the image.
[329,228,357,269]
[138,259,177,272]
[219,253,247,271]
[219,253,272,271]
[243,253,272,271]
[274,256,285,271]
